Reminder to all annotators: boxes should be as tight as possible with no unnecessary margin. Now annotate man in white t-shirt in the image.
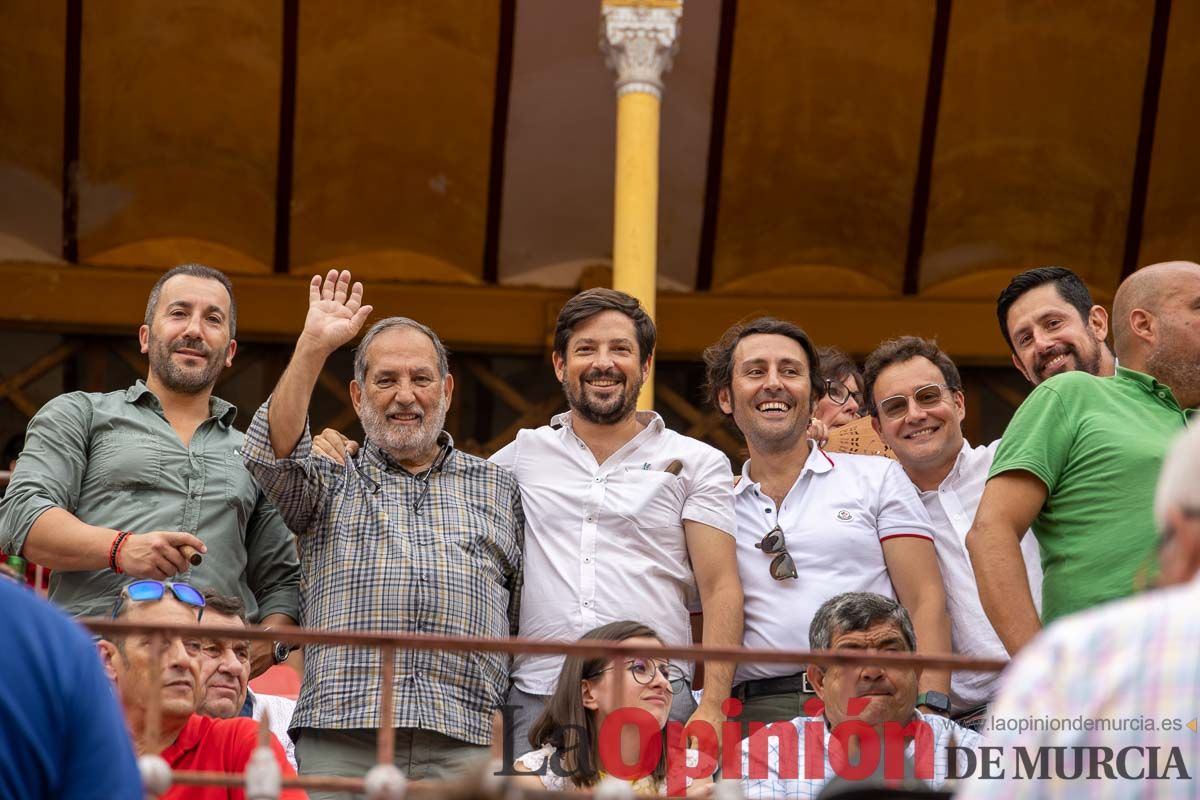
[701,318,951,734]
[491,289,743,754]
[861,336,1042,729]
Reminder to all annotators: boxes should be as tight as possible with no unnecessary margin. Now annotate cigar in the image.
[664,459,683,475]
[180,545,203,566]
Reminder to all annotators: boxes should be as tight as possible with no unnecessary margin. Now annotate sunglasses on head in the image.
[755,525,798,581]
[110,580,206,621]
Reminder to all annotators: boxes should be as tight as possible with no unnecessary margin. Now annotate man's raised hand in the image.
[299,269,374,355]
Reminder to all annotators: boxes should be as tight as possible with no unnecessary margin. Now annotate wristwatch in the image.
[273,640,295,665]
[915,691,951,714]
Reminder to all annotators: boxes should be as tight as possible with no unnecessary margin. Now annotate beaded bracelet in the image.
[109,530,133,573]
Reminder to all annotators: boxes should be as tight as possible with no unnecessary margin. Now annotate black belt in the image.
[732,671,813,701]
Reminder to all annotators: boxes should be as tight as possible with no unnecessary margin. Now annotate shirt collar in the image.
[1116,366,1183,408]
[735,441,833,496]
[161,714,206,762]
[550,409,665,434]
[125,380,237,428]
[940,438,974,487]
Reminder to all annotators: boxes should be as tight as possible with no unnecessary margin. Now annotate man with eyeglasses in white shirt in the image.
[861,336,1042,730]
[701,318,951,736]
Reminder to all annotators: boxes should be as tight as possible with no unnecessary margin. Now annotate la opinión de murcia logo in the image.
[497,699,1192,796]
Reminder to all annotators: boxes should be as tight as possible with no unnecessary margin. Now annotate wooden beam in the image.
[272,0,300,274]
[482,0,516,284]
[694,0,738,292]
[61,0,83,263]
[0,263,1013,363]
[902,0,952,296]
[1121,0,1172,279]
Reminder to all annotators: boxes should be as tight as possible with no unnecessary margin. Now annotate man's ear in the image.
[138,325,150,355]
[349,379,362,415]
[1129,308,1156,347]
[1088,305,1110,341]
[552,351,566,383]
[717,386,733,416]
[224,338,237,368]
[806,665,826,699]
[870,415,883,438]
[581,679,600,712]
[641,353,654,379]
[97,639,121,682]
[442,373,455,410]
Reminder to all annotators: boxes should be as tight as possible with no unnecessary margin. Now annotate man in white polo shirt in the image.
[492,288,743,754]
[862,336,1042,729]
[701,318,950,734]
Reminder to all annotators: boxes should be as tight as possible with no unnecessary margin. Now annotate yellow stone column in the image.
[601,0,682,409]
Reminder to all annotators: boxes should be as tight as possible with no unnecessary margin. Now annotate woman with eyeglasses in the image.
[812,347,865,429]
[512,620,712,796]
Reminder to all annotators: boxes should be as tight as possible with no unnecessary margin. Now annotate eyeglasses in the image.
[755,525,798,581]
[824,380,865,416]
[110,580,206,621]
[876,383,951,420]
[587,657,689,695]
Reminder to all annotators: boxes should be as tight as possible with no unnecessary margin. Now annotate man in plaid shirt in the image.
[242,270,523,798]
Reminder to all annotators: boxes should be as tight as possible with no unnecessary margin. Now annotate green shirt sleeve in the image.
[988,381,1075,493]
[242,490,301,622]
[0,393,94,554]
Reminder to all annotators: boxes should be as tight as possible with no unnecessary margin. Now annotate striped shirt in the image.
[960,575,1200,799]
[739,712,981,798]
[242,401,524,745]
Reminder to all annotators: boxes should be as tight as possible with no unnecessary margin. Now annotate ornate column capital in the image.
[600,1,683,99]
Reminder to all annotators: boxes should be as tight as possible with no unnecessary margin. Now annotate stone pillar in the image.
[600,0,682,410]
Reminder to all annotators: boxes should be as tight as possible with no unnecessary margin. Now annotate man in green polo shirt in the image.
[967,261,1199,655]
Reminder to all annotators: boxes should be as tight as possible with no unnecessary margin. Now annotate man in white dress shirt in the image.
[701,318,951,735]
[492,288,744,754]
[861,336,1042,729]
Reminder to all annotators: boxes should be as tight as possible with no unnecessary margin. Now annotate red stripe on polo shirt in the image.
[878,532,934,542]
[819,448,835,468]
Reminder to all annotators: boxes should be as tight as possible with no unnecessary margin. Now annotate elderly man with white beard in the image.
[242,270,524,799]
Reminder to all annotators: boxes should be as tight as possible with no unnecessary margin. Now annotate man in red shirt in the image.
[98,579,308,800]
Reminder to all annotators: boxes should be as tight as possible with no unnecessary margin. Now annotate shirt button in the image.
[583,600,592,608]
[765,508,772,513]
[583,556,592,563]
[595,476,603,483]
[586,516,595,523]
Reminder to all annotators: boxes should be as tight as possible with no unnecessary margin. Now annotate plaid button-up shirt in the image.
[243,401,523,745]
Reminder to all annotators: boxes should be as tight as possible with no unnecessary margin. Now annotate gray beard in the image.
[359,394,448,462]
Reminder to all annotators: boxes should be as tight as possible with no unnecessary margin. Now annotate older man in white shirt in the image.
[492,288,743,754]
[862,336,1042,728]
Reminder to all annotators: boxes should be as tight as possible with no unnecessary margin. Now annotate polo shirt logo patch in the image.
[836,510,853,522]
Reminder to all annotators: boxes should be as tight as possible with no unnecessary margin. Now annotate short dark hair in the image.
[553,289,656,363]
[862,336,963,416]
[817,347,862,389]
[144,264,238,338]
[996,267,1094,352]
[199,589,248,625]
[702,317,825,414]
[809,592,916,653]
